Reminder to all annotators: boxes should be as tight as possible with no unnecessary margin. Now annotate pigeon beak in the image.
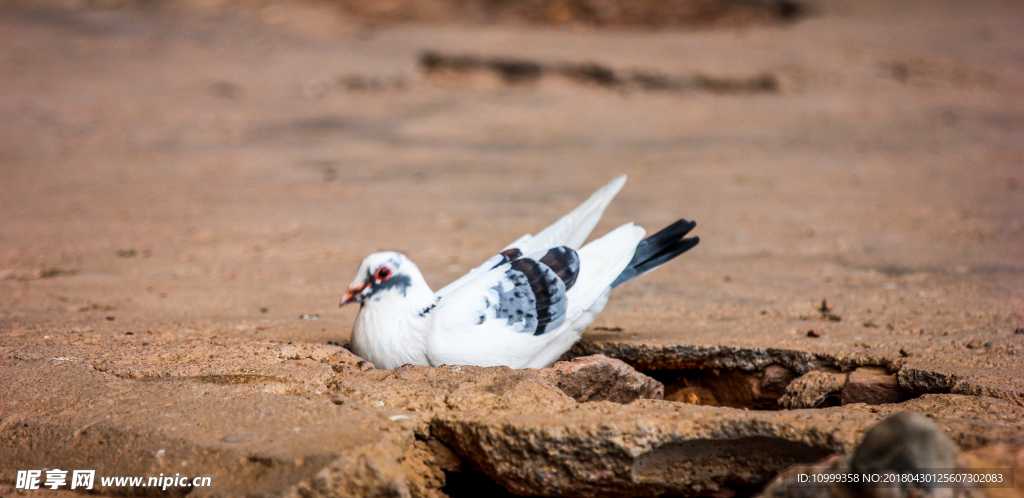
[340,282,369,307]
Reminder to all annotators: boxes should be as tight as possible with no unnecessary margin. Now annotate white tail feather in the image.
[566,222,645,318]
[442,175,627,297]
[504,174,626,253]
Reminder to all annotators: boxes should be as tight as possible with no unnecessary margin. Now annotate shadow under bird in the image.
[339,175,699,369]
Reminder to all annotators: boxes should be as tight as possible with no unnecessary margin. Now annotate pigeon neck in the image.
[350,273,435,369]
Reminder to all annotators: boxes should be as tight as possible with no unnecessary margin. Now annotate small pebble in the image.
[106,316,115,321]
[299,314,320,320]
[1015,327,1023,335]
[807,330,821,338]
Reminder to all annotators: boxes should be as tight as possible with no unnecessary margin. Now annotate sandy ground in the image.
[1,0,1023,495]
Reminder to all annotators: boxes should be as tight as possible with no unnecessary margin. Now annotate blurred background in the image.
[2,1,1024,495]
[1,0,1022,352]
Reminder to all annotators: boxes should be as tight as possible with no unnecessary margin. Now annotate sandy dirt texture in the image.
[1,0,1023,496]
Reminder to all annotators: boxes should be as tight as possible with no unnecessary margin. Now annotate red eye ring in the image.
[374,267,391,281]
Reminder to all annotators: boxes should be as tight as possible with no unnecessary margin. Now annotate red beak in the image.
[340,282,369,307]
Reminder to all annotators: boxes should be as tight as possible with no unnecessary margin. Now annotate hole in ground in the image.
[565,342,925,410]
[646,367,801,409]
[442,468,539,498]
[442,467,763,498]
[640,365,918,410]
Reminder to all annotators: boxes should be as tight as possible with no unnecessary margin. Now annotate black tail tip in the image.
[611,221,699,288]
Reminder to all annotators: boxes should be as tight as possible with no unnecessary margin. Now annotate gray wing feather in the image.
[488,257,567,336]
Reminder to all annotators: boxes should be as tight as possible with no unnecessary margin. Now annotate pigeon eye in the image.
[374,267,391,281]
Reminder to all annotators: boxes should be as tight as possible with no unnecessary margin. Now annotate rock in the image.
[328,349,376,373]
[897,368,957,395]
[851,412,960,475]
[757,454,851,498]
[402,440,449,498]
[426,439,462,472]
[434,402,836,497]
[567,341,824,373]
[5,355,1024,498]
[759,412,974,498]
[842,367,902,405]
[761,364,798,396]
[538,354,663,403]
[298,442,418,498]
[778,370,848,409]
[0,360,440,498]
[329,364,575,412]
[433,396,1024,498]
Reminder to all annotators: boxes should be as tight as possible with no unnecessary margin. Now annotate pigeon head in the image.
[340,252,419,307]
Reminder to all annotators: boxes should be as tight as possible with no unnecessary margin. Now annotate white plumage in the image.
[341,175,698,369]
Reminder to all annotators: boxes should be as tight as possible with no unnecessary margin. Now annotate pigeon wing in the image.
[427,249,579,368]
[437,175,625,297]
[523,222,645,368]
[427,225,641,369]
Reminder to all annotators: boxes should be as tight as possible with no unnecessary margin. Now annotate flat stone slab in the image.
[3,347,1023,497]
[0,359,429,497]
[431,395,1024,497]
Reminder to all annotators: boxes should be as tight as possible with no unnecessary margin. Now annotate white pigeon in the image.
[340,175,699,370]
